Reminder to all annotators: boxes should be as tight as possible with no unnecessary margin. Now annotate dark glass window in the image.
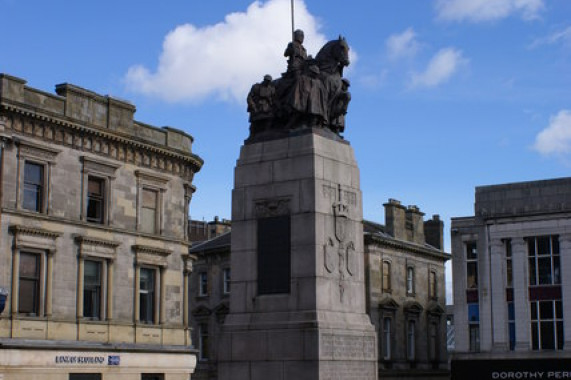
[531,300,564,350]
[223,268,231,294]
[508,302,515,350]
[199,322,209,361]
[23,162,44,212]
[69,375,102,380]
[83,260,102,319]
[199,272,208,296]
[139,268,155,324]
[466,242,478,289]
[87,177,105,223]
[19,252,40,315]
[382,317,392,360]
[257,215,291,295]
[142,375,164,380]
[505,239,513,287]
[528,236,560,286]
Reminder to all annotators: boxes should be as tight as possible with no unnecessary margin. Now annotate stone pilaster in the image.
[512,238,530,351]
[490,238,508,351]
[559,233,571,350]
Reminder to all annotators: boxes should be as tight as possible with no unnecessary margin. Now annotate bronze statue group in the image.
[247,30,351,139]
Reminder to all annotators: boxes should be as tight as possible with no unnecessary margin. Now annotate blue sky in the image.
[2,0,571,297]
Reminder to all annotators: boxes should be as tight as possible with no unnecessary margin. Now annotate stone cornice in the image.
[132,245,172,257]
[365,232,451,261]
[8,225,62,239]
[74,235,121,248]
[1,103,203,178]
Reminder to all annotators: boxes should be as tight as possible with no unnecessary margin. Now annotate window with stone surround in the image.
[429,270,437,299]
[142,375,164,380]
[428,321,438,362]
[382,317,392,360]
[223,268,231,295]
[199,271,208,297]
[406,266,415,296]
[136,171,168,235]
[199,322,210,361]
[528,236,560,286]
[76,236,118,322]
[407,319,416,361]
[18,251,41,315]
[133,245,171,325]
[10,225,60,319]
[22,162,44,212]
[81,156,119,225]
[382,261,391,293]
[139,267,156,324]
[508,301,515,351]
[16,140,59,214]
[83,260,102,319]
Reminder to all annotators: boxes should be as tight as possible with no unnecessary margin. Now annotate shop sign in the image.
[54,354,120,366]
[452,359,571,380]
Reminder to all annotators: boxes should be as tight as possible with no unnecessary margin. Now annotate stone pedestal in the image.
[218,129,377,380]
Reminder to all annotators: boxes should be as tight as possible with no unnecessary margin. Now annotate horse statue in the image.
[246,32,352,139]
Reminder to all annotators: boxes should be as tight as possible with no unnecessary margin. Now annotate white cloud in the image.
[533,110,571,155]
[124,0,329,103]
[435,0,545,22]
[410,48,467,88]
[386,28,420,60]
[530,26,571,49]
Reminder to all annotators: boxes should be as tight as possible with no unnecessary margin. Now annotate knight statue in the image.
[246,30,351,141]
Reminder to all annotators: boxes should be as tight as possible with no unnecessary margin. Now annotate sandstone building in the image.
[0,74,203,380]
[188,200,449,380]
[451,178,571,378]
[364,200,450,379]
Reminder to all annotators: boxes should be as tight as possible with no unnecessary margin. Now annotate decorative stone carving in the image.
[254,198,290,218]
[133,245,172,267]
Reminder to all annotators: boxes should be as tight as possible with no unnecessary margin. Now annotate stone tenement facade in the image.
[187,199,449,380]
[0,74,203,380]
[451,178,571,379]
[364,199,450,380]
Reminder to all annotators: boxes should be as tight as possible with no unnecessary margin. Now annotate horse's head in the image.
[336,35,350,67]
[315,36,350,75]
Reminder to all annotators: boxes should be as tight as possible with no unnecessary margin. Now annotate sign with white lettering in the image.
[54,355,120,366]
[452,359,571,380]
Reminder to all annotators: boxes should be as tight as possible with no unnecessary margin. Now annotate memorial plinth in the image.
[218,128,377,380]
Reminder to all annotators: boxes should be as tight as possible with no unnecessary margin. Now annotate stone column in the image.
[134,265,140,322]
[107,260,114,321]
[101,260,108,320]
[490,238,508,351]
[559,234,571,349]
[183,260,193,327]
[512,238,530,351]
[159,267,165,324]
[77,258,85,319]
[45,251,54,318]
[11,250,20,316]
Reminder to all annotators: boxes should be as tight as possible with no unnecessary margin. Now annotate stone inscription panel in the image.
[320,333,376,360]
[257,215,291,295]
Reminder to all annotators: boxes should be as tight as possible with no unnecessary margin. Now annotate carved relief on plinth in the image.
[323,184,357,302]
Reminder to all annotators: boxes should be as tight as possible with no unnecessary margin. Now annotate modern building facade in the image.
[451,178,571,378]
[364,199,450,379]
[188,199,450,380]
[0,74,203,380]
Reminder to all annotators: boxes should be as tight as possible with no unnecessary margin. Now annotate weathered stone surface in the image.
[219,130,377,379]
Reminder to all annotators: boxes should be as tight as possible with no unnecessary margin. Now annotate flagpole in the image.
[291,0,295,40]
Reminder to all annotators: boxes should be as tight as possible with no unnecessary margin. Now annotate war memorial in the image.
[217,30,378,380]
